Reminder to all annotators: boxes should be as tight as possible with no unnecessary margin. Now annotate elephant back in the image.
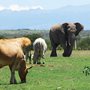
[50,24,61,31]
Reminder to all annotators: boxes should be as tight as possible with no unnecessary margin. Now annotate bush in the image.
[24,33,42,50]
[77,37,90,50]
[0,35,5,39]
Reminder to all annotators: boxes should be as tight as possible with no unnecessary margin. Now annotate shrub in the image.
[77,37,90,50]
[24,33,42,50]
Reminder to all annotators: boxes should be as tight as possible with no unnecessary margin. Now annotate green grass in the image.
[0,50,90,90]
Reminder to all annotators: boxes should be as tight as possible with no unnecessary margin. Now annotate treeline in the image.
[0,31,90,50]
[77,37,90,50]
[24,33,51,50]
[24,34,90,50]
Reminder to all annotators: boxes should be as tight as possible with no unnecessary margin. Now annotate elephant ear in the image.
[61,23,68,34]
[74,22,84,36]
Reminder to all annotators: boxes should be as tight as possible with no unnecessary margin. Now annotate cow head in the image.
[20,37,32,56]
[18,60,32,83]
[21,37,31,47]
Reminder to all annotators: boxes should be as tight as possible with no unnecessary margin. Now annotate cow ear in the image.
[61,23,68,34]
[74,22,84,36]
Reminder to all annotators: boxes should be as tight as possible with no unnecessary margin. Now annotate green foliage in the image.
[77,37,90,50]
[45,39,51,50]
[25,33,42,43]
[0,35,5,39]
[24,33,42,49]
[0,30,90,50]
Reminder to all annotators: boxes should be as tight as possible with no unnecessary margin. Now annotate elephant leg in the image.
[50,44,58,57]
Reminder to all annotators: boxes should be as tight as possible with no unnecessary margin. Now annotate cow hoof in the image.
[10,81,14,84]
[14,81,17,84]
[42,62,45,64]
[21,81,26,83]
[37,62,41,64]
[10,80,17,84]
[33,61,37,64]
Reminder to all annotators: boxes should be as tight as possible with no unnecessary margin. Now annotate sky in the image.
[0,0,90,10]
[0,0,90,30]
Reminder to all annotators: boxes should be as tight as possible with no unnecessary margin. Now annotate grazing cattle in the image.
[0,37,32,84]
[24,46,32,64]
[3,37,32,62]
[33,38,47,64]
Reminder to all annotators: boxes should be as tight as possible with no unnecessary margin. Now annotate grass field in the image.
[0,50,90,90]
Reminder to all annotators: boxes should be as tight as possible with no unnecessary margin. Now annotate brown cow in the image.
[0,37,32,84]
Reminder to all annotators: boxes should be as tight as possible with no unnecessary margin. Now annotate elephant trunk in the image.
[63,33,75,57]
[67,33,75,47]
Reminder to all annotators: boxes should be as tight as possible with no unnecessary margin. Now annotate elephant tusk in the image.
[66,41,71,46]
[68,43,71,46]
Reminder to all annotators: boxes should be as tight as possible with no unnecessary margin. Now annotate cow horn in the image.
[26,65,33,70]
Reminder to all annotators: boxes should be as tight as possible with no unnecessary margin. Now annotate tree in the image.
[24,33,42,50]
[0,35,5,39]
[77,37,90,50]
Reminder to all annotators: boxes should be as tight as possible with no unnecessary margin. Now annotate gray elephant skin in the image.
[49,22,84,57]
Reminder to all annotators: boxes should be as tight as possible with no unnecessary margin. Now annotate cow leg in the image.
[42,51,45,59]
[42,51,45,64]
[29,56,31,64]
[9,65,17,84]
[33,53,37,64]
[10,71,16,84]
[33,57,37,64]
[37,57,41,64]
[29,52,32,64]
[42,58,45,64]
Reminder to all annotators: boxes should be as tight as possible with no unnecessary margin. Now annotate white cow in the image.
[33,38,47,64]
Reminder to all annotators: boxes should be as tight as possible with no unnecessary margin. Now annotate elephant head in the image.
[61,22,83,57]
[49,22,84,57]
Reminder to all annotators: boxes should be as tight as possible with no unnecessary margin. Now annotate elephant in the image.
[49,22,84,57]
